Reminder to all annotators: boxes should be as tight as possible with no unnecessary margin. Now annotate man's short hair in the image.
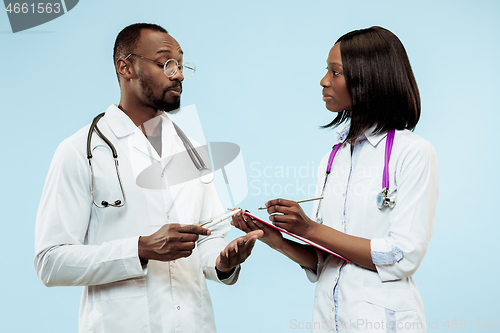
[113,23,168,81]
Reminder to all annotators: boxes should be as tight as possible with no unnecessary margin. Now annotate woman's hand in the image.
[265,198,317,238]
[231,212,284,250]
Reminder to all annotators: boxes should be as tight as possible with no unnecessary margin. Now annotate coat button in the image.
[177,306,181,310]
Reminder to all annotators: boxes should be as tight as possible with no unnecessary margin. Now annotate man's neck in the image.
[117,101,162,136]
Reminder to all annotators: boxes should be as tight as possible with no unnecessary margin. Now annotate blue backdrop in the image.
[1,0,499,332]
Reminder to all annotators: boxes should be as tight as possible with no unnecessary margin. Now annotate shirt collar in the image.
[333,123,389,147]
[103,104,139,138]
[334,125,351,145]
[365,125,389,147]
[103,105,179,140]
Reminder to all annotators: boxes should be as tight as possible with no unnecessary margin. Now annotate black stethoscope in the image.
[315,129,396,224]
[86,113,215,208]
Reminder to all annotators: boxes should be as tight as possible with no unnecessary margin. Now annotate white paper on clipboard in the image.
[243,212,350,262]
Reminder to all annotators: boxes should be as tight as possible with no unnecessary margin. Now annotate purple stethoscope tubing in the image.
[383,129,395,189]
[326,129,395,180]
[315,129,396,223]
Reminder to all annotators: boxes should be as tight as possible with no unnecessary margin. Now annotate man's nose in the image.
[171,67,184,81]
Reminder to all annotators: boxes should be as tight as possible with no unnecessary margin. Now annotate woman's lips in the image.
[323,95,333,102]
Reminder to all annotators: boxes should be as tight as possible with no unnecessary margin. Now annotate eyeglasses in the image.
[124,53,196,80]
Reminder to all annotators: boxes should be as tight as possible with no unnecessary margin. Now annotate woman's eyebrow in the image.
[328,62,343,67]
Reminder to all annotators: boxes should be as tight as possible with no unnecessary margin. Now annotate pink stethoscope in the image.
[315,130,396,224]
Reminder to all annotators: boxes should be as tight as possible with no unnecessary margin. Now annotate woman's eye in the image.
[326,67,341,76]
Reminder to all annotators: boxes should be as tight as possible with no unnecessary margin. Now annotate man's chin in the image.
[157,100,181,113]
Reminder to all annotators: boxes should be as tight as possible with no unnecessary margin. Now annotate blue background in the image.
[1,0,499,331]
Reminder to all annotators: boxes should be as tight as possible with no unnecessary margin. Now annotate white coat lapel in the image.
[133,127,160,163]
[159,113,181,167]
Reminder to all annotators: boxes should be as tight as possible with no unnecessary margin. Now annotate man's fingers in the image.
[219,251,229,267]
[176,233,199,243]
[179,224,211,236]
[176,250,193,259]
[236,239,247,260]
[177,241,196,251]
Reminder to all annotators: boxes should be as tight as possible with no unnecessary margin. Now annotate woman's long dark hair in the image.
[323,26,420,143]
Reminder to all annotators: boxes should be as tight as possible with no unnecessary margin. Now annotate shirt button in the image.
[177,306,181,310]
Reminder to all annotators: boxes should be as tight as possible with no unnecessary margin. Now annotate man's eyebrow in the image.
[156,49,184,55]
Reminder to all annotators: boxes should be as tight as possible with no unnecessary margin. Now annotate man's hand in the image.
[215,230,263,274]
[138,224,211,262]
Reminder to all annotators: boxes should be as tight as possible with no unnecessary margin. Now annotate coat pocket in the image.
[361,287,423,332]
[87,277,150,333]
[362,287,413,312]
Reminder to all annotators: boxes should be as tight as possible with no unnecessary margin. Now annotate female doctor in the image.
[232,26,438,332]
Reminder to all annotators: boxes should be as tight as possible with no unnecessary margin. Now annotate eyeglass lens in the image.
[164,60,195,80]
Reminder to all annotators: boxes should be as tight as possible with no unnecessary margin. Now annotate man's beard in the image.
[139,74,182,113]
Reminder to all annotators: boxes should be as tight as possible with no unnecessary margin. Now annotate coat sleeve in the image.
[370,139,439,282]
[34,139,146,287]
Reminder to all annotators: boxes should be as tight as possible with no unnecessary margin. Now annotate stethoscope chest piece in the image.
[377,188,396,210]
[199,167,215,184]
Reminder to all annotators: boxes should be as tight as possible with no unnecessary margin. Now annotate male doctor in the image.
[34,23,262,333]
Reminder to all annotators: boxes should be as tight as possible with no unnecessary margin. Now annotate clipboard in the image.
[243,211,350,262]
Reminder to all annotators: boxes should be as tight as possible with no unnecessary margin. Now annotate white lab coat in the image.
[305,126,439,333]
[35,105,238,333]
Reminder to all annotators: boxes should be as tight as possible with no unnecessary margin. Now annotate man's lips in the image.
[167,86,182,96]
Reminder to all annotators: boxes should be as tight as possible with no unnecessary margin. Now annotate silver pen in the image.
[200,209,242,229]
